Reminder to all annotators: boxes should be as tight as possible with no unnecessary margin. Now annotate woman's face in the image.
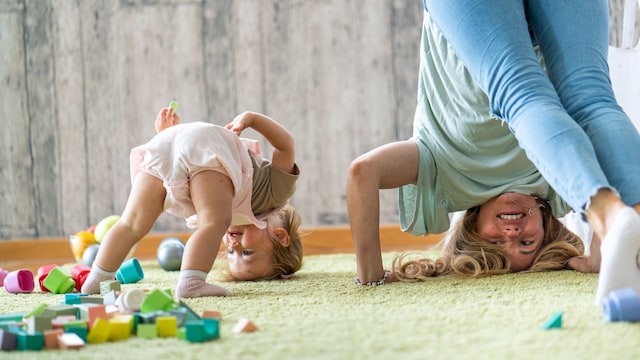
[223,222,276,281]
[475,193,545,271]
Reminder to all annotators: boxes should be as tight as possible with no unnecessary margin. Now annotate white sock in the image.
[174,270,230,299]
[80,264,116,295]
[595,207,640,304]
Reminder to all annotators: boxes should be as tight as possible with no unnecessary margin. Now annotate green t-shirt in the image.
[398,12,571,236]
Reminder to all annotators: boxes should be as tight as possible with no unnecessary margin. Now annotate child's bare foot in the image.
[174,270,230,299]
[595,207,640,304]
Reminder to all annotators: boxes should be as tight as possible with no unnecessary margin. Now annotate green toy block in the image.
[43,304,78,318]
[17,331,44,351]
[541,311,563,330]
[202,318,220,340]
[24,303,48,318]
[185,321,207,343]
[140,289,174,313]
[137,323,157,339]
[26,316,52,334]
[43,267,76,294]
[176,327,186,340]
[86,318,110,344]
[169,101,179,112]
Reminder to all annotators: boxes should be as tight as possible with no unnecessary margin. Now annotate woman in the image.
[348,1,640,304]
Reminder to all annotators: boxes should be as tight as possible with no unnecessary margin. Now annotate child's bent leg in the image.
[81,173,165,294]
[174,170,233,299]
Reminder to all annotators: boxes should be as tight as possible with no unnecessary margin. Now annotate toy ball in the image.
[94,215,120,243]
[157,237,184,271]
[82,244,100,267]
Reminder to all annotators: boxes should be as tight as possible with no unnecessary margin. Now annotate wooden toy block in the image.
[102,290,118,305]
[80,304,108,329]
[100,280,121,294]
[232,318,258,333]
[169,309,187,327]
[86,318,110,344]
[541,311,563,330]
[184,321,207,343]
[43,328,63,349]
[176,327,186,340]
[52,315,77,329]
[140,289,174,313]
[202,318,220,340]
[62,319,88,332]
[80,296,104,304]
[202,310,222,319]
[108,315,134,341]
[156,316,177,337]
[58,332,85,350]
[23,303,48,318]
[65,326,88,342]
[27,316,52,334]
[178,301,201,321]
[137,323,157,339]
[17,331,44,351]
[43,304,78,318]
[0,329,18,351]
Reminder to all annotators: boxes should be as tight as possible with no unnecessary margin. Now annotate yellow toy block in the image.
[108,314,134,341]
[156,316,177,338]
[87,318,110,344]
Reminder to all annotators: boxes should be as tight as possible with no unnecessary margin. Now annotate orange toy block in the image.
[202,310,222,319]
[43,329,64,349]
[232,318,258,333]
[58,332,85,350]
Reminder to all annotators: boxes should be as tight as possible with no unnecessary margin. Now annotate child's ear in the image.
[272,228,291,247]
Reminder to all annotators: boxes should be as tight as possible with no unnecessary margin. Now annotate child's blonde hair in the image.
[393,198,585,281]
[221,204,303,281]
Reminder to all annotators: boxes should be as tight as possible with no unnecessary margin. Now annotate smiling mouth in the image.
[498,213,525,220]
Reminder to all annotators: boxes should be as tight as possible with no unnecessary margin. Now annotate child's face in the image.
[223,223,275,280]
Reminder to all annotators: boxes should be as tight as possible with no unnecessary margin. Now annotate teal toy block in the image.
[202,318,220,340]
[65,326,88,342]
[140,289,174,313]
[64,294,88,305]
[100,280,121,294]
[169,308,187,327]
[179,300,201,321]
[0,329,18,351]
[17,331,44,351]
[541,311,563,330]
[185,321,207,343]
[137,323,157,339]
[43,304,78,318]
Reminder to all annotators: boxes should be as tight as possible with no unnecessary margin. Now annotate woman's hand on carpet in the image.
[567,233,601,273]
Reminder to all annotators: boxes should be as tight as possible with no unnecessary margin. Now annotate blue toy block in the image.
[541,311,563,330]
[0,329,18,351]
[602,287,640,322]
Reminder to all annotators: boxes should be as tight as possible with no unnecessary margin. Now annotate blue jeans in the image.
[424,0,640,214]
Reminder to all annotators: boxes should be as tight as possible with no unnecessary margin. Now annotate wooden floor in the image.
[0,225,442,273]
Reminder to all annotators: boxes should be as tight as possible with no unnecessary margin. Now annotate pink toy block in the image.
[43,328,63,349]
[58,332,85,350]
[156,316,178,337]
[86,318,110,344]
[232,318,258,333]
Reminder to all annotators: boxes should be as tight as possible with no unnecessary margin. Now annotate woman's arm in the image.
[226,111,295,174]
[347,141,420,284]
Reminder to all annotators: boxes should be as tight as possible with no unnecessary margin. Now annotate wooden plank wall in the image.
[1,0,638,241]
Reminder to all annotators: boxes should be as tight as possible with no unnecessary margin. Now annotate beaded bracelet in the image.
[354,269,391,286]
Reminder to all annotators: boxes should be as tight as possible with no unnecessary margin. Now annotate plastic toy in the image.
[42,267,75,294]
[602,287,640,322]
[541,311,563,330]
[94,215,120,244]
[69,230,97,263]
[36,264,58,292]
[157,237,185,271]
[82,244,100,266]
[232,318,258,333]
[169,100,179,113]
[4,269,35,294]
[0,268,8,286]
[116,258,144,284]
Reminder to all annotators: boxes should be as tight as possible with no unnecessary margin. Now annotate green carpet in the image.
[1,252,639,359]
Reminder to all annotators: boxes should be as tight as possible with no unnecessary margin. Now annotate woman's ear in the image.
[272,228,291,247]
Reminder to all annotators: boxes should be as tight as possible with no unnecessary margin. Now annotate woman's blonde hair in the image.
[393,198,585,281]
